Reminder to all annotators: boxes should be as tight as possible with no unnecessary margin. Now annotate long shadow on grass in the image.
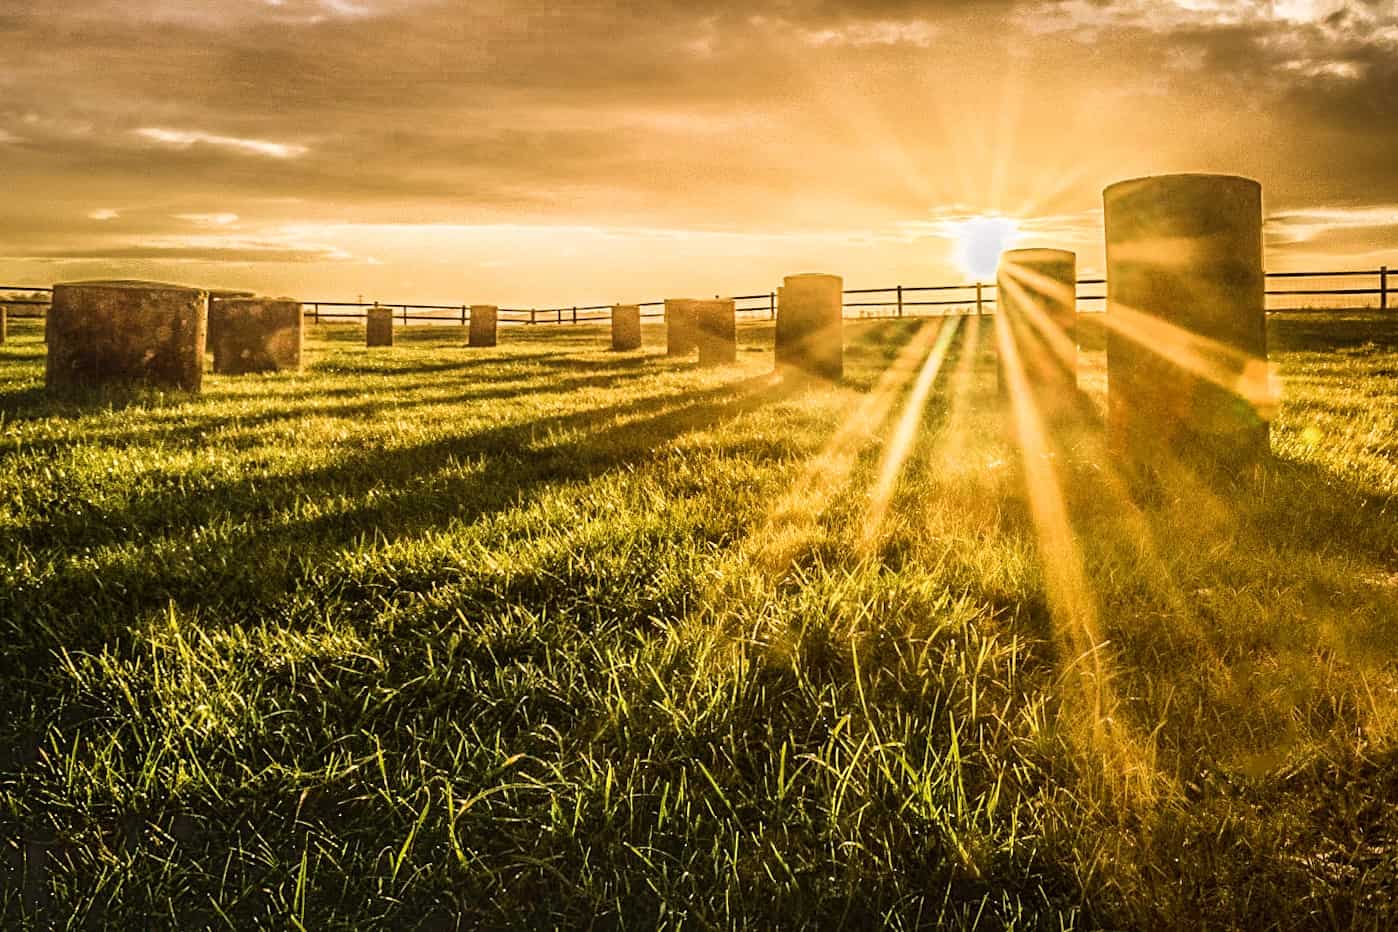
[0,371,795,669]
[11,365,678,457]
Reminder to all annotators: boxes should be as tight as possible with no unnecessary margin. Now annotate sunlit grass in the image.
[0,313,1395,928]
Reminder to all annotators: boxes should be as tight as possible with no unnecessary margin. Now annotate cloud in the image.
[176,212,241,227]
[0,0,1394,298]
[13,244,349,264]
[1266,205,1398,244]
[133,128,308,160]
[88,208,120,221]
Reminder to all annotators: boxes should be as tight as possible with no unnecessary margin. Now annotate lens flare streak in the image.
[860,315,961,548]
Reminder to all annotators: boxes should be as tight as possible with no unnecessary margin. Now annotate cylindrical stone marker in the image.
[996,248,1077,403]
[210,297,303,374]
[665,299,699,357]
[469,305,498,347]
[776,273,843,380]
[611,304,641,351]
[694,299,737,366]
[1104,173,1269,468]
[45,280,207,392]
[366,305,395,347]
[0,306,7,345]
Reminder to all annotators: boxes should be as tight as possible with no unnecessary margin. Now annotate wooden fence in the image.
[2,266,1390,326]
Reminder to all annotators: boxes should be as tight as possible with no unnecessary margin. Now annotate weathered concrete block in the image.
[366,305,395,347]
[469,305,498,347]
[611,304,641,351]
[996,248,1077,403]
[776,273,843,380]
[665,299,699,357]
[694,299,737,366]
[210,297,303,374]
[45,280,207,392]
[1104,173,1269,469]
[205,289,256,354]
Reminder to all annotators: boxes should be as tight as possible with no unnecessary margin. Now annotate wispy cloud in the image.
[176,212,241,227]
[133,128,308,160]
[1266,205,1398,243]
[798,19,938,49]
[88,208,120,221]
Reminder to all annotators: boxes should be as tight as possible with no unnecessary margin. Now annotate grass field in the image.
[1,312,1395,929]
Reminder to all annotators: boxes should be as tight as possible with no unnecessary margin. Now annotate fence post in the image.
[896,285,903,318]
[557,308,562,324]
[976,282,984,315]
[461,304,467,326]
[769,291,776,320]
[572,305,577,324]
[313,303,320,324]
[1382,265,1389,312]
[401,305,408,326]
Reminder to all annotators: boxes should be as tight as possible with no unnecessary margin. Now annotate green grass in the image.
[0,312,1395,929]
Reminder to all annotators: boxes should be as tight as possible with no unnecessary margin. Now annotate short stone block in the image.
[612,305,642,351]
[366,305,395,347]
[205,289,256,353]
[694,299,737,366]
[469,305,498,347]
[46,280,207,392]
[210,297,303,374]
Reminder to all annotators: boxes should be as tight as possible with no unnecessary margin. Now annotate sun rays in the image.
[859,316,961,549]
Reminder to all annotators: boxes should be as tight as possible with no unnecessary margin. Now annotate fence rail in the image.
[2,265,1390,325]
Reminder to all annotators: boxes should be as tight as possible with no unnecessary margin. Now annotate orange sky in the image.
[2,0,1396,305]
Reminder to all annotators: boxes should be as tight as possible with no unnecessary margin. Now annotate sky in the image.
[2,0,1396,306]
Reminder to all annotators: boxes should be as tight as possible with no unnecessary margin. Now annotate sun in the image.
[950,215,1021,281]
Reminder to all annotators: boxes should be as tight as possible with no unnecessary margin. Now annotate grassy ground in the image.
[0,312,1395,929]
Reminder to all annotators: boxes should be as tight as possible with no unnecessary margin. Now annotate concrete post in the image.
[996,248,1077,406]
[205,289,256,357]
[469,305,498,347]
[210,297,303,374]
[776,274,843,380]
[1104,173,1269,469]
[46,280,207,392]
[694,299,737,366]
[665,299,699,357]
[611,304,642,351]
[366,304,394,347]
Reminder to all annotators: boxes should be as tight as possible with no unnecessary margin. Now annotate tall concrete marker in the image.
[996,248,1078,409]
[611,304,642,351]
[366,304,395,347]
[1103,173,1269,470]
[665,299,698,357]
[469,304,498,347]
[46,280,207,392]
[695,298,737,366]
[776,273,843,380]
